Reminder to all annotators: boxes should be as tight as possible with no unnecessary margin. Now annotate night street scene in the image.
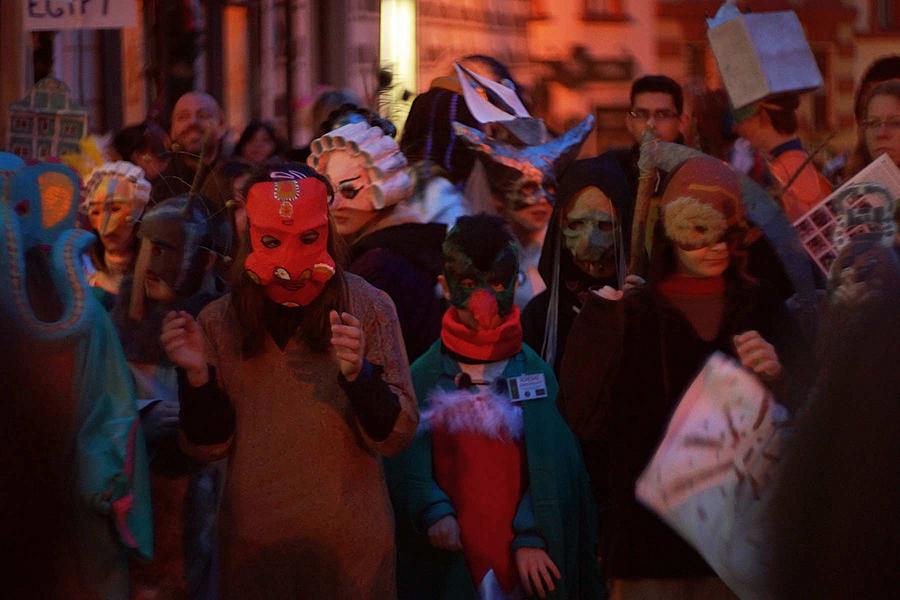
[0,1,898,598]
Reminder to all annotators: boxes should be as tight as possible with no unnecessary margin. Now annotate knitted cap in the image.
[660,156,745,249]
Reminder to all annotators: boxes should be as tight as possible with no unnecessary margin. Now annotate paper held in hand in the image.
[636,352,790,600]
[792,154,900,274]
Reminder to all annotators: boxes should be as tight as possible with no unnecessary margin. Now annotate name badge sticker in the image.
[507,373,548,402]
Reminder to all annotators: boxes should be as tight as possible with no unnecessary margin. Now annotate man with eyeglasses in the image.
[603,75,688,202]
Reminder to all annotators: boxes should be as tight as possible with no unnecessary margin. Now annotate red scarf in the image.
[441,306,523,362]
[656,274,726,297]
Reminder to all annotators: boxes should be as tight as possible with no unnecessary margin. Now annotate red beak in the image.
[468,289,499,329]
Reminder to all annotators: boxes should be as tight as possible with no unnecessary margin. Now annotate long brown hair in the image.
[228,162,350,357]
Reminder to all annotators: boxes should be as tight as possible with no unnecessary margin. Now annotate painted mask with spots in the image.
[244,172,336,307]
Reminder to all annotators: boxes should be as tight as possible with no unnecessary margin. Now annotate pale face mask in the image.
[562,186,618,279]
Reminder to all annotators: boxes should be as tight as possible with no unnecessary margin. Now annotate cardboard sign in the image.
[636,352,790,600]
[24,0,137,31]
[793,154,900,274]
[707,2,822,110]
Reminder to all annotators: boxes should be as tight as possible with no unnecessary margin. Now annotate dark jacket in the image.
[350,222,446,363]
[558,279,785,579]
[522,155,632,373]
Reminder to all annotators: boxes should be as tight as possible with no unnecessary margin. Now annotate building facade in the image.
[3,0,898,158]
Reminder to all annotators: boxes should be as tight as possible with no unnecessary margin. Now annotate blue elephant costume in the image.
[0,154,152,598]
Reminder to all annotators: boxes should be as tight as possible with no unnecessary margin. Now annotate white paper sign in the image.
[792,154,900,274]
[24,0,137,31]
[636,352,790,600]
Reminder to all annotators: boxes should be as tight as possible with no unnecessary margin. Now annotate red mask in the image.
[244,174,336,306]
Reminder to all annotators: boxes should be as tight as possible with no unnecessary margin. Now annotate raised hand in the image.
[515,547,561,599]
[330,310,365,382]
[160,310,208,387]
[427,515,462,551]
[594,273,646,301]
[734,330,782,381]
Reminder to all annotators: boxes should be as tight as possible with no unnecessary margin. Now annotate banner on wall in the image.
[24,1,137,31]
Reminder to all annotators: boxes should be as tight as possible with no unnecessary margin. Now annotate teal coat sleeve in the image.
[519,344,606,599]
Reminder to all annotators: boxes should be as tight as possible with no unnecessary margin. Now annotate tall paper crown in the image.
[307,121,413,210]
[706,1,822,112]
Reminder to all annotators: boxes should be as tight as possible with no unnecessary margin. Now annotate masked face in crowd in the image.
[307,122,413,239]
[243,173,336,307]
[452,116,594,222]
[135,197,212,303]
[82,163,151,254]
[321,151,379,237]
[443,239,518,330]
[562,186,618,279]
[659,156,746,279]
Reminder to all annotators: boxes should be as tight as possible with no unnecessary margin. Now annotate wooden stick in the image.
[628,130,659,277]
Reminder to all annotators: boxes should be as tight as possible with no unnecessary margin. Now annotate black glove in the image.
[140,399,181,448]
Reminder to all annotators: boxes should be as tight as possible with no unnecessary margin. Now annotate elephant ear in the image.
[0,161,97,342]
[7,162,80,251]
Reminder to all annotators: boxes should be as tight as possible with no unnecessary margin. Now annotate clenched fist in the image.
[160,310,208,387]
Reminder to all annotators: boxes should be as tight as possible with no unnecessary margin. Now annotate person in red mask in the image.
[388,214,603,600]
[158,162,418,599]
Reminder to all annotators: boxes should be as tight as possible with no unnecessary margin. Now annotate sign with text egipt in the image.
[24,1,137,31]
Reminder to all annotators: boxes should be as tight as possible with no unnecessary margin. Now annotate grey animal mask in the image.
[452,115,594,210]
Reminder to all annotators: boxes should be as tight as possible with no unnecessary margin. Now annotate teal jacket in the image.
[387,341,604,600]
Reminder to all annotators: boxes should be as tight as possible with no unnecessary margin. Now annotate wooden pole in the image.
[628,130,659,278]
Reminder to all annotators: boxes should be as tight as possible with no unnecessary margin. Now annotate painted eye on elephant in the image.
[299,229,320,245]
[261,235,281,248]
[490,281,506,292]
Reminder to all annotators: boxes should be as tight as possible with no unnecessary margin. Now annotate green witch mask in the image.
[562,186,618,279]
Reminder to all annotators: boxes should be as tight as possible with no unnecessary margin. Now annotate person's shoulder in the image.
[196,294,234,344]
[346,272,397,315]
[519,342,553,373]
[523,289,550,317]
[410,340,444,377]
[198,293,232,324]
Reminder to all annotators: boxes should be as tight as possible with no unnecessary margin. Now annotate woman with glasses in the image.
[849,80,900,249]
[851,80,900,173]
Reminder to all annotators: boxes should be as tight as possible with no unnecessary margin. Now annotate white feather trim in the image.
[421,388,523,441]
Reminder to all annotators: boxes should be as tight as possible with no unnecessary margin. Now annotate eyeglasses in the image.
[628,108,679,122]
[861,117,900,132]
